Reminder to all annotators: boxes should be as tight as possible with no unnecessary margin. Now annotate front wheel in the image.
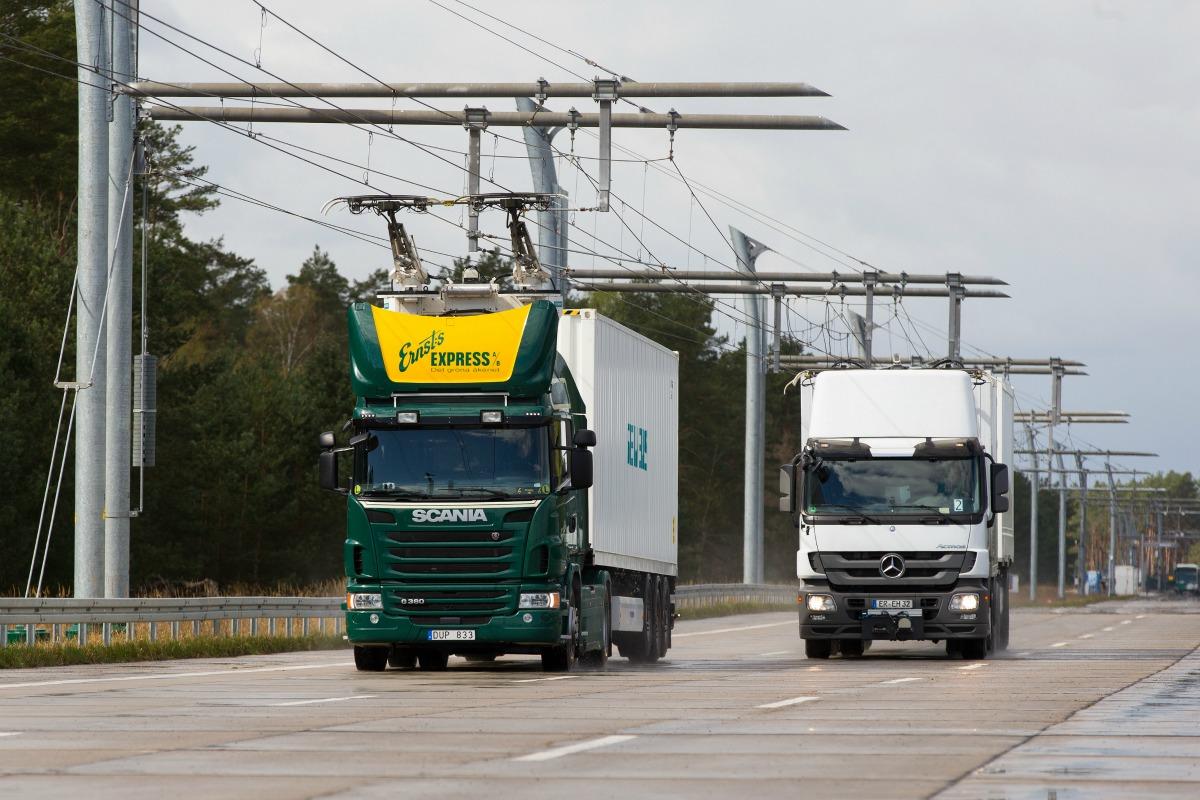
[417,650,449,671]
[543,586,581,672]
[580,584,610,670]
[959,638,988,660]
[354,645,389,672]
[805,639,832,659]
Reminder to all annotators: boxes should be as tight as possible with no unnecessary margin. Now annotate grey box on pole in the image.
[132,354,157,467]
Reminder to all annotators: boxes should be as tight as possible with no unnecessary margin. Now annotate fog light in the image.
[397,411,419,424]
[522,613,533,623]
[806,594,836,613]
[369,613,380,624]
[481,410,504,424]
[348,592,383,610]
[519,592,560,609]
[950,593,980,612]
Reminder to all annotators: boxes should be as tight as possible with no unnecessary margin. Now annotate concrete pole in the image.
[946,273,963,360]
[731,227,770,584]
[1075,458,1087,595]
[105,1,135,598]
[515,97,567,303]
[74,0,109,598]
[863,271,877,364]
[1106,463,1117,596]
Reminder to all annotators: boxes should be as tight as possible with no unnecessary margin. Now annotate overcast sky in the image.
[138,1,1200,475]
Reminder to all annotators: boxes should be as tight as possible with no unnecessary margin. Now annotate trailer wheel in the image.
[354,646,389,672]
[655,577,671,658]
[805,639,832,659]
[644,575,663,663]
[417,650,449,671]
[618,574,656,663]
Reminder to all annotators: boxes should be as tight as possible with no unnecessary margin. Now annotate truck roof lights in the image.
[397,411,420,424]
[807,437,872,458]
[480,410,504,424]
[913,437,980,458]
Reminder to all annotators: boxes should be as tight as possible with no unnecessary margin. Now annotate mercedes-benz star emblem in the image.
[879,553,906,579]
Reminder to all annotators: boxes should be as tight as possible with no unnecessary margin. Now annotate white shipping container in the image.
[557,310,679,576]
[974,372,1016,564]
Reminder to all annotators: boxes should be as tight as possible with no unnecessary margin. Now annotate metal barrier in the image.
[0,585,797,647]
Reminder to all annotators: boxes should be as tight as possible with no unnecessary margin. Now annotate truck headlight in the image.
[950,593,980,612]
[519,592,560,609]
[347,592,383,610]
[806,594,836,612]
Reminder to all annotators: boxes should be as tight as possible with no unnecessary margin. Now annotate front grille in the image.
[382,525,523,581]
[389,546,512,559]
[401,563,507,574]
[819,551,967,587]
[388,530,515,543]
[387,587,515,618]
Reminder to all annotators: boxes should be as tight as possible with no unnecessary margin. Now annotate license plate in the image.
[426,629,476,641]
[870,599,913,609]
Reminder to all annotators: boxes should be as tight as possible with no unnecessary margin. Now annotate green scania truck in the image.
[319,289,679,673]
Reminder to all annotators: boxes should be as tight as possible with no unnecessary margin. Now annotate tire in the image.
[417,650,449,671]
[354,645,389,672]
[387,648,416,669]
[618,574,656,664]
[839,639,864,658]
[997,572,1011,651]
[542,584,580,672]
[656,576,671,658]
[580,583,610,670]
[960,637,988,660]
[805,639,832,659]
[644,575,664,663]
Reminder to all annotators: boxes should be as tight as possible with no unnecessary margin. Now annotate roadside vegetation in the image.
[0,633,346,670]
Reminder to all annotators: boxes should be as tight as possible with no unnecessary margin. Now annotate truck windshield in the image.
[804,457,981,518]
[355,427,551,499]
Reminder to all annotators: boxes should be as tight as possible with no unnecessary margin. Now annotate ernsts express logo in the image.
[396,330,495,373]
[412,508,487,523]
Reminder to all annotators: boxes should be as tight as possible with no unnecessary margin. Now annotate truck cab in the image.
[780,368,1014,660]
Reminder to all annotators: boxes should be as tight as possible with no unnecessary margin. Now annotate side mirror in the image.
[569,448,594,490]
[319,450,345,494]
[573,429,597,448]
[318,431,335,449]
[779,463,796,514]
[990,463,1011,514]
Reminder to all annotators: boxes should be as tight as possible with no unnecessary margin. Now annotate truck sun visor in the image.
[912,437,980,458]
[807,437,872,458]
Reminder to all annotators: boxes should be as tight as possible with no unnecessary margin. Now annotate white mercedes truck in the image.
[778,368,1014,660]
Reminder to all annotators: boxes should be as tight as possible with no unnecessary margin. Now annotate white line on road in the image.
[0,733,20,738]
[272,695,377,707]
[1079,633,1094,639]
[1120,620,1132,625]
[1136,614,1147,619]
[1102,626,1114,632]
[758,695,819,709]
[512,676,577,684]
[758,650,790,657]
[879,677,922,685]
[514,735,637,762]
[958,664,986,671]
[0,661,354,691]
[673,621,794,639]
[1050,642,1068,648]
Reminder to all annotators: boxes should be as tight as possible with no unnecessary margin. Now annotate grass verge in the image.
[0,634,348,670]
[677,601,795,621]
[1012,593,1137,609]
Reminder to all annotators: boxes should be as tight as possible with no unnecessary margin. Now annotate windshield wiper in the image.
[360,487,432,499]
[890,503,960,524]
[437,486,513,499]
[807,503,882,524]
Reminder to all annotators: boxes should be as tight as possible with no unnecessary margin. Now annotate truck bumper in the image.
[799,579,991,642]
[346,603,563,653]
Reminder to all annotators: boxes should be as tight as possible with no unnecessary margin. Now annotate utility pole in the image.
[946,273,964,360]
[515,96,568,304]
[73,0,109,598]
[1074,454,1088,594]
[731,227,770,584]
[104,0,135,598]
[1105,461,1117,596]
[1026,423,1039,601]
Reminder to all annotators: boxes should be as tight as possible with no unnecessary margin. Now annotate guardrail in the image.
[0,584,797,647]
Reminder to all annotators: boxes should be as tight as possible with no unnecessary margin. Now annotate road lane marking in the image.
[758,650,790,657]
[0,661,354,691]
[512,676,577,683]
[272,694,377,707]
[673,621,794,639]
[758,695,819,709]
[958,664,986,671]
[879,677,921,685]
[514,735,636,762]
[0,733,20,738]
[1050,642,1068,648]
[1102,626,1114,632]
[1120,620,1132,625]
[1079,633,1094,639]
[1136,614,1147,619]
